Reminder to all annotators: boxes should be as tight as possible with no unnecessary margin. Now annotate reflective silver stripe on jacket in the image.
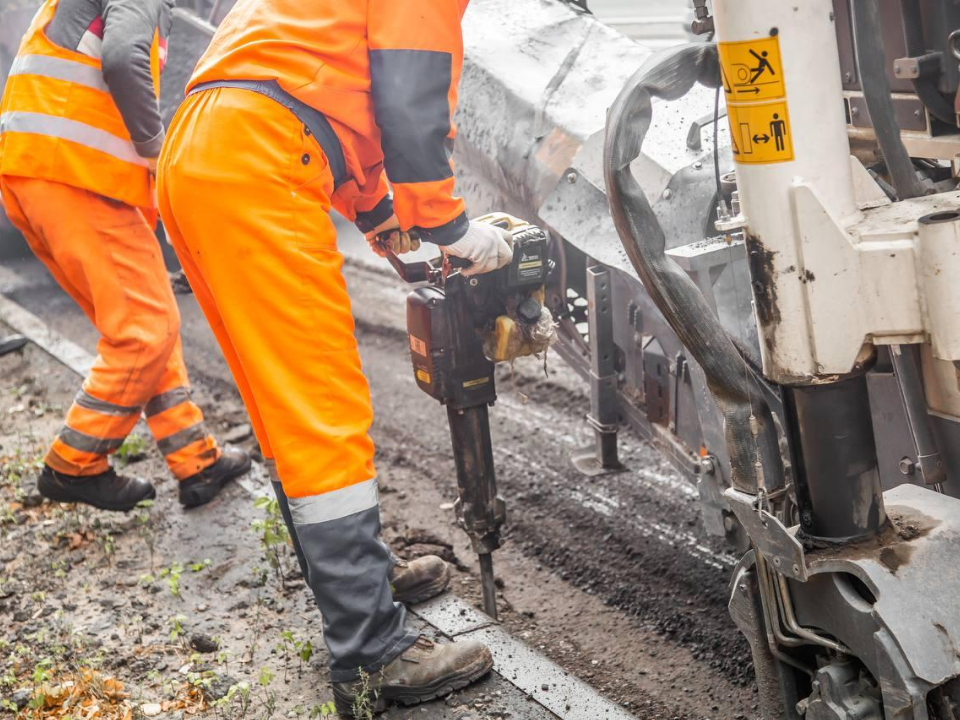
[74,389,141,417]
[9,54,108,93]
[0,111,148,167]
[288,479,380,526]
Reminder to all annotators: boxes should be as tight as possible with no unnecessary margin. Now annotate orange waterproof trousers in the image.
[157,88,377,500]
[0,176,221,479]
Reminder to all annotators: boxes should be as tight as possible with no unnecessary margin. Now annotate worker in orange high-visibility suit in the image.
[0,0,251,512]
[157,0,516,713]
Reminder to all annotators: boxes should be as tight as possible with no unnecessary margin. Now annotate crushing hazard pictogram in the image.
[718,36,786,102]
[719,34,793,164]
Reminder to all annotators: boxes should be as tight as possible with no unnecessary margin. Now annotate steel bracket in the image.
[725,487,808,581]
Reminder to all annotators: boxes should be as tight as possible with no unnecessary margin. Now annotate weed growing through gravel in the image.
[159,562,185,597]
[208,680,252,717]
[251,497,291,589]
[256,666,278,717]
[189,558,212,573]
[168,615,188,645]
[352,668,378,720]
[0,448,43,487]
[114,433,148,466]
[0,620,137,717]
[276,631,313,681]
[134,498,157,569]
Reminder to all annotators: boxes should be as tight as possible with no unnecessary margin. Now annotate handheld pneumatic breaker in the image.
[385,214,554,619]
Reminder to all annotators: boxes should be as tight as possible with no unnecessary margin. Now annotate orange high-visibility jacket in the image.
[189,0,471,244]
[0,0,170,210]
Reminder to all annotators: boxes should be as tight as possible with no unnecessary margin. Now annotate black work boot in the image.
[390,556,451,605]
[178,446,251,508]
[37,465,156,512]
[332,636,493,717]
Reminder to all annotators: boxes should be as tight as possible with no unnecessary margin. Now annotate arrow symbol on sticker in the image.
[738,86,761,95]
[753,133,770,144]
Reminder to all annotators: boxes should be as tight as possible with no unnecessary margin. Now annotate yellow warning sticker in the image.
[462,377,490,389]
[718,36,785,103]
[719,35,793,165]
[727,101,794,164]
[416,369,431,384]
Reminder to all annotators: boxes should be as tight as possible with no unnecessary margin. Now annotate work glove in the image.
[365,213,421,257]
[442,221,514,277]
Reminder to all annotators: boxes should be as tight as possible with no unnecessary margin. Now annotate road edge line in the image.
[409,593,636,720]
[0,288,94,377]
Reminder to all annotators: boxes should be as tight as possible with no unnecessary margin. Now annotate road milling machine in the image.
[601,2,960,718]
[7,0,960,716]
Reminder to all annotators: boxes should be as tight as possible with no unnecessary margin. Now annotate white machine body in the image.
[714,0,960,394]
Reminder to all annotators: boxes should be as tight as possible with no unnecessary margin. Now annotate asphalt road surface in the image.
[0,222,759,719]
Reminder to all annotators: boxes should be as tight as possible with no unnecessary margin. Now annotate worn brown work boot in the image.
[37,465,156,512]
[178,446,251,508]
[390,555,451,605]
[332,636,493,717]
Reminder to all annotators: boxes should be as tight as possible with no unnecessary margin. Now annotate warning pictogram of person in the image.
[770,113,787,152]
[749,49,775,83]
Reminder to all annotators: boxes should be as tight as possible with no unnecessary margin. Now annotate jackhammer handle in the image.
[446,255,472,270]
[383,249,432,284]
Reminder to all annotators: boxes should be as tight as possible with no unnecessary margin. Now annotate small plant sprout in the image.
[352,667,378,720]
[158,561,185,597]
[257,666,274,687]
[168,615,187,643]
[115,433,148,465]
[251,496,291,589]
[134,498,157,569]
[188,558,212,573]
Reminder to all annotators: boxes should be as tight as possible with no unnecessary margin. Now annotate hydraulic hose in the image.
[603,43,784,495]
[900,0,957,126]
[853,0,926,199]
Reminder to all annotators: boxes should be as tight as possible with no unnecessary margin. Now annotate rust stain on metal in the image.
[808,508,938,574]
[879,545,911,574]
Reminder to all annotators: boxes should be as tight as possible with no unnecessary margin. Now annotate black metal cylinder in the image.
[784,375,886,541]
[447,404,505,555]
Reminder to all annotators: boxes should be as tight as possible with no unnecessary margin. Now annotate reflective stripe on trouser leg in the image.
[45,389,141,476]
[286,479,417,683]
[0,177,186,478]
[144,338,221,479]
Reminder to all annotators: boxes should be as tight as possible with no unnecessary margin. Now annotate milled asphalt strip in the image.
[0,270,635,720]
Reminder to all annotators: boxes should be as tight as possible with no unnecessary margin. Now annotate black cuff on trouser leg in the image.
[276,477,418,682]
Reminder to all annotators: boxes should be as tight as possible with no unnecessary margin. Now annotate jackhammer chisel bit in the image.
[447,403,505,619]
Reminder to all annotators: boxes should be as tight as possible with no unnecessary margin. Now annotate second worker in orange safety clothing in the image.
[157,0,517,714]
[0,0,251,511]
